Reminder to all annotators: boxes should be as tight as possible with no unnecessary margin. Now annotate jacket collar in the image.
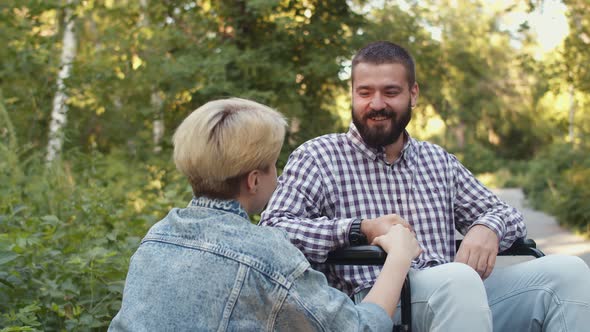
[189,196,250,220]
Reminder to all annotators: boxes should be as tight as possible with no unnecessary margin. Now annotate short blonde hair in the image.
[173,98,287,199]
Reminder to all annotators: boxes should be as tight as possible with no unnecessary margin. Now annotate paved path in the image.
[494,188,590,267]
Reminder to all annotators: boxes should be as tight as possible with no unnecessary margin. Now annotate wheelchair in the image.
[326,238,545,332]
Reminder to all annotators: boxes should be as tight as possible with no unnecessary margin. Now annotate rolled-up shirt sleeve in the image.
[450,154,527,251]
[260,148,353,263]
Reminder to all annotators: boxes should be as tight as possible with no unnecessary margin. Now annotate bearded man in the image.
[260,41,590,331]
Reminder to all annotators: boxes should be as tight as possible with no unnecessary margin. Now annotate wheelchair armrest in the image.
[326,245,387,265]
[500,238,545,258]
[326,238,544,265]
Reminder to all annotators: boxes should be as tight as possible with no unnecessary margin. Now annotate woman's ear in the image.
[246,170,259,194]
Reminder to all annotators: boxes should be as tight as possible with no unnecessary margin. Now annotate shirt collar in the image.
[189,196,250,220]
[346,122,416,165]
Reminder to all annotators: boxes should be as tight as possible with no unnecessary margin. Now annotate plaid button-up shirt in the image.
[260,123,526,296]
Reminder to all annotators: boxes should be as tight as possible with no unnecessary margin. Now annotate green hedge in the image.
[0,142,189,330]
[522,142,590,235]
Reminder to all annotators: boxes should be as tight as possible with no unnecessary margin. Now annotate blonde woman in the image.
[109,98,421,331]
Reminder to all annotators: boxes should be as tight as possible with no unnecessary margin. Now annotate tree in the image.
[46,0,77,163]
[364,0,549,161]
[562,0,590,144]
[3,0,364,159]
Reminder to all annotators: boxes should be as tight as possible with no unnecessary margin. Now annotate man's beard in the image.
[352,100,412,149]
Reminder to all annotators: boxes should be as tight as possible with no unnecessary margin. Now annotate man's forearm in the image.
[260,211,355,262]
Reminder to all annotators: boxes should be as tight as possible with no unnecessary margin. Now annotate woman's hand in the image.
[371,224,422,262]
[362,224,423,317]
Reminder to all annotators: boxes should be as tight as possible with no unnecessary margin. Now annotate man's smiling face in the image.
[351,62,417,149]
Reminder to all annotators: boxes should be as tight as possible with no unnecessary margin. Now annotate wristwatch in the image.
[349,219,368,245]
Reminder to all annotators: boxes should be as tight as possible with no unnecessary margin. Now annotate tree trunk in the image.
[568,84,575,144]
[139,0,164,153]
[453,121,466,150]
[46,0,77,164]
[151,92,164,153]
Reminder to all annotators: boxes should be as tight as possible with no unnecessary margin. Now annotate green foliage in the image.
[1,0,590,328]
[455,141,531,189]
[452,141,501,174]
[0,103,188,330]
[0,1,363,328]
[523,142,590,235]
[365,0,559,159]
[1,0,364,156]
[475,159,530,189]
[563,0,590,94]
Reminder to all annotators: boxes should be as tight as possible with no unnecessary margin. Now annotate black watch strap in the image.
[349,219,367,245]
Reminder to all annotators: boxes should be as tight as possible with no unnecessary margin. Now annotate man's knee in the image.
[413,262,492,330]
[537,255,590,287]
[428,262,487,305]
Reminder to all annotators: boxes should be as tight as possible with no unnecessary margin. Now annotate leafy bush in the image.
[0,116,189,330]
[523,142,590,234]
[452,141,501,175]
[556,166,590,233]
[451,140,530,189]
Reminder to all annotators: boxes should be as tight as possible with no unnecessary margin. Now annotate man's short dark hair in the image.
[351,41,416,87]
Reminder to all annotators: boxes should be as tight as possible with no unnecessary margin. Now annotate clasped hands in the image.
[361,215,499,279]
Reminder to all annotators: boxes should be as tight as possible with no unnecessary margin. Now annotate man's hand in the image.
[455,225,499,279]
[361,214,413,244]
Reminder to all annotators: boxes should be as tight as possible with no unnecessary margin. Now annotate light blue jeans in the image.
[354,255,590,331]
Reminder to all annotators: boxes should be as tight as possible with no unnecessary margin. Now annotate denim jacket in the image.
[109,197,392,331]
